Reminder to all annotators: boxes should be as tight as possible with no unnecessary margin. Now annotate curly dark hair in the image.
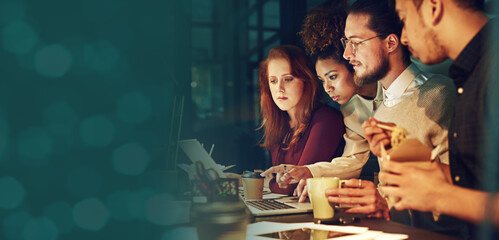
[298,3,352,72]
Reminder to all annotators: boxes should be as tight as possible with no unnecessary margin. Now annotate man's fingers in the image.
[341,179,373,188]
[378,172,403,187]
[361,117,378,129]
[344,205,378,215]
[327,194,375,204]
[378,185,400,198]
[370,137,390,156]
[393,200,410,211]
[381,160,408,175]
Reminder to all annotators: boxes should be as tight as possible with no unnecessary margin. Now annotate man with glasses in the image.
[325,0,469,238]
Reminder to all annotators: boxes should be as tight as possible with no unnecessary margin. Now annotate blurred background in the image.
[0,0,497,239]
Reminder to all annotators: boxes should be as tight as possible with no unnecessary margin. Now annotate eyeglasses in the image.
[341,35,383,54]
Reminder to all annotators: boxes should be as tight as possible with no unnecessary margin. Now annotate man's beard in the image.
[420,28,447,65]
[353,57,390,87]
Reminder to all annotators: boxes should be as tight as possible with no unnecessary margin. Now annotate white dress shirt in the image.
[306,82,383,179]
[383,63,428,107]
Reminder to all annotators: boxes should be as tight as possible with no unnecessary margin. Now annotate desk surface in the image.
[253,212,459,240]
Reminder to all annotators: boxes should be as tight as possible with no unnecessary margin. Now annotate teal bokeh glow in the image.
[43,101,79,137]
[127,188,156,220]
[3,211,32,240]
[0,1,25,24]
[106,189,135,222]
[1,21,37,55]
[0,111,9,163]
[66,166,102,197]
[23,217,59,240]
[146,193,185,226]
[162,227,199,240]
[79,115,115,147]
[34,44,72,78]
[116,91,152,124]
[43,201,74,234]
[73,198,109,231]
[84,40,120,73]
[112,142,150,175]
[17,126,53,166]
[0,176,24,209]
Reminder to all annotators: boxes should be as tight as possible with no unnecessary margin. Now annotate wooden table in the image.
[253,212,459,240]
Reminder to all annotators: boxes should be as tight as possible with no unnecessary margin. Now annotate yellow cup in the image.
[307,177,340,222]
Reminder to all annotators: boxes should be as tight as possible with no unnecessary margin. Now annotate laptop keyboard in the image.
[246,199,296,211]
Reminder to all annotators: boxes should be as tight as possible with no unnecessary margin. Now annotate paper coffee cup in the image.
[241,171,264,199]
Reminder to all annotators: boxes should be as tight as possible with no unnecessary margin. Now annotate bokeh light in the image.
[127,188,156,220]
[161,227,198,240]
[112,142,150,175]
[106,189,135,222]
[3,211,32,240]
[43,201,74,234]
[66,166,102,198]
[84,40,120,73]
[23,217,59,240]
[17,126,53,167]
[146,193,186,226]
[0,176,24,209]
[79,115,115,147]
[0,1,25,24]
[0,111,9,163]
[73,198,109,231]
[116,91,152,124]
[43,101,79,137]
[34,44,72,78]
[1,21,38,55]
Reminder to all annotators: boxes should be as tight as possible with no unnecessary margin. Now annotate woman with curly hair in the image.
[258,45,346,195]
[262,3,383,200]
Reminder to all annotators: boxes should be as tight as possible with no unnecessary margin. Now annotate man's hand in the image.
[362,117,393,157]
[379,160,449,212]
[325,179,390,220]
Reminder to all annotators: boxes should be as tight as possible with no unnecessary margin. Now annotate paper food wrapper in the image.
[389,138,431,165]
[382,138,441,221]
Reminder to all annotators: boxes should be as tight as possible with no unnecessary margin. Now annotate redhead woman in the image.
[258,45,345,195]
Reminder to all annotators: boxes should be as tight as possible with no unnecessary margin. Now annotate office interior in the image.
[171,0,497,190]
[0,0,497,239]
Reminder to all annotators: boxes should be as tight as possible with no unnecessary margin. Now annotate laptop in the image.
[240,189,313,216]
[179,139,312,216]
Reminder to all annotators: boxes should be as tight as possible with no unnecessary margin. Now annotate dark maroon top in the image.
[269,105,345,195]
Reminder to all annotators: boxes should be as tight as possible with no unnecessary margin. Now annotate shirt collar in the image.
[383,63,420,102]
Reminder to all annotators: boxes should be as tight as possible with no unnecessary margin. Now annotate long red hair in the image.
[258,45,322,150]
